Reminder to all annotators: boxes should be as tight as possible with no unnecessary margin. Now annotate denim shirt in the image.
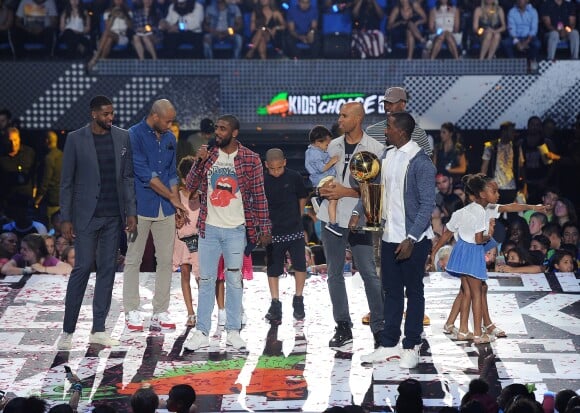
[305,145,335,186]
[507,4,538,38]
[129,119,178,218]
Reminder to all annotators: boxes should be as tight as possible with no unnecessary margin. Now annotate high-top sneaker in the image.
[265,299,282,324]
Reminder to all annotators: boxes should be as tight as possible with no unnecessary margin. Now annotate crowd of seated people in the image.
[429,113,580,275]
[0,0,578,62]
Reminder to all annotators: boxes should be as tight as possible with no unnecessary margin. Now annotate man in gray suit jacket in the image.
[58,95,137,350]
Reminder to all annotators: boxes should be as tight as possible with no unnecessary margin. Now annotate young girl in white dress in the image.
[432,174,545,343]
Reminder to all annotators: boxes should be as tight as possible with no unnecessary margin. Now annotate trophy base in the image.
[356,225,383,232]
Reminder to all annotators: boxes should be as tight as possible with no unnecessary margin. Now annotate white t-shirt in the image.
[446,202,487,244]
[164,3,204,32]
[206,149,245,228]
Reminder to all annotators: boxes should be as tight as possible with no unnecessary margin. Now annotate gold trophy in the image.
[349,151,383,231]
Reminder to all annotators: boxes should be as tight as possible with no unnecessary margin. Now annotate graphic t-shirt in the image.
[206,149,245,228]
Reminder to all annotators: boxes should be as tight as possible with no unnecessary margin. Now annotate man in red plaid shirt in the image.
[183,114,271,351]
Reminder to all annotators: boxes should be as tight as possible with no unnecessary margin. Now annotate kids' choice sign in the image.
[257,92,385,117]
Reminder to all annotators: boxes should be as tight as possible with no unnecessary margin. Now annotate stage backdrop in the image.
[0,60,579,131]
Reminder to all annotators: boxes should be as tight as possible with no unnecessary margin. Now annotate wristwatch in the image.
[406,237,416,244]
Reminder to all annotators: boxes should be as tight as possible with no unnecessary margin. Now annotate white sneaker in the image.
[226,330,246,350]
[183,330,209,351]
[218,309,226,326]
[399,347,420,369]
[57,333,73,350]
[360,346,400,364]
[89,332,120,347]
[151,312,176,329]
[126,310,144,332]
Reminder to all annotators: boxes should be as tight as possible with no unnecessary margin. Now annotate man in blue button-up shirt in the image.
[123,99,186,332]
[502,0,541,64]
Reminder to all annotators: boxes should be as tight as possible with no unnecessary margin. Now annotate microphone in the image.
[207,137,216,150]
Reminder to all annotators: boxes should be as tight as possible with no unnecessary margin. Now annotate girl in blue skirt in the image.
[431,174,546,343]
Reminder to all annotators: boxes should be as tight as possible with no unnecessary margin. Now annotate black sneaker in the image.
[329,322,353,348]
[292,295,305,320]
[265,299,282,324]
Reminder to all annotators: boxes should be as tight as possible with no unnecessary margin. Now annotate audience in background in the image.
[160,0,205,58]
[427,0,461,59]
[433,122,466,178]
[472,0,505,59]
[87,0,132,70]
[502,0,541,70]
[12,0,58,57]
[351,0,386,58]
[1,233,72,275]
[58,0,91,58]
[34,130,62,227]
[0,128,37,200]
[131,0,160,61]
[203,0,243,59]
[245,0,285,59]
[540,0,579,61]
[284,0,320,59]
[387,0,428,60]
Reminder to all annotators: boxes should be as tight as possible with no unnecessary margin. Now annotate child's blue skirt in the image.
[446,238,487,280]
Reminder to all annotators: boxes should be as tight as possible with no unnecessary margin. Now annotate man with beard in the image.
[352,112,435,369]
[183,114,271,351]
[58,95,137,350]
[123,99,186,332]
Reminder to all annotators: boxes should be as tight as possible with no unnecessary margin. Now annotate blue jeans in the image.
[501,36,541,60]
[380,238,430,349]
[196,224,246,334]
[320,222,384,334]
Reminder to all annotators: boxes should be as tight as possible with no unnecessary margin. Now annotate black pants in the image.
[163,31,203,58]
[11,27,55,57]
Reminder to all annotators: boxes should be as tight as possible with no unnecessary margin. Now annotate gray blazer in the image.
[60,124,137,231]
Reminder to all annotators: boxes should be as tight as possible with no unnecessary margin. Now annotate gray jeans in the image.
[321,222,384,333]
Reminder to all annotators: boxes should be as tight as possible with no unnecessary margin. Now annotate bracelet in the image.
[71,383,83,393]
[351,210,359,216]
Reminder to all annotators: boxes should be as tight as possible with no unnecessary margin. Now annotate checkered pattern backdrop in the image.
[1,60,579,131]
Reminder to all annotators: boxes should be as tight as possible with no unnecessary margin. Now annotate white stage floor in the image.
[0,270,578,412]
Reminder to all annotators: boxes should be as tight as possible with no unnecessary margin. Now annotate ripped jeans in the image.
[196,223,246,334]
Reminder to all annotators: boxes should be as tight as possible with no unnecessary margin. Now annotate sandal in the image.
[485,323,507,338]
[443,324,459,335]
[452,330,474,341]
[473,333,495,344]
[186,314,197,327]
[362,312,370,325]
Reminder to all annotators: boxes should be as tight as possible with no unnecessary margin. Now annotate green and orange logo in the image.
[257,92,383,116]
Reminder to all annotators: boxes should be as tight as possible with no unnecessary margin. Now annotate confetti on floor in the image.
[0,270,578,412]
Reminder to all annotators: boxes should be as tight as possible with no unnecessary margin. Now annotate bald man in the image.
[317,102,384,349]
[123,99,186,332]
